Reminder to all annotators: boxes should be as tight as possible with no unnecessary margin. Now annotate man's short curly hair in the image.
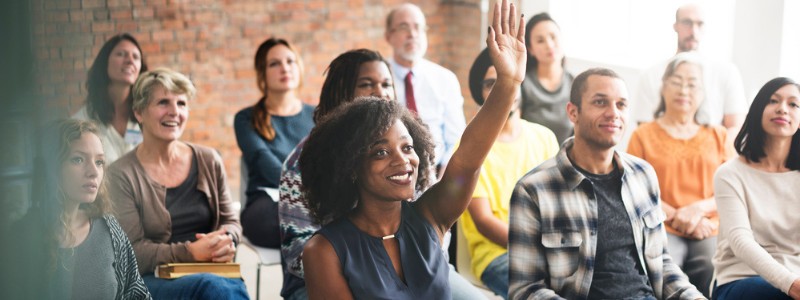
[299,97,436,224]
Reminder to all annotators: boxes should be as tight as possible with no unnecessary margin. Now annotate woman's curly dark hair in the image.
[299,97,435,224]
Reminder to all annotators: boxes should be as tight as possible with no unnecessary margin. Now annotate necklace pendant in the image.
[382,234,395,240]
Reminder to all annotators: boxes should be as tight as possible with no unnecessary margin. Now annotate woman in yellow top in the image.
[460,48,558,299]
[627,52,734,298]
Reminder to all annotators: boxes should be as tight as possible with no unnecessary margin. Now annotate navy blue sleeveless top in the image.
[317,201,451,300]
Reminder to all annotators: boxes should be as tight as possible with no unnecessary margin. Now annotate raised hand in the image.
[487,0,526,84]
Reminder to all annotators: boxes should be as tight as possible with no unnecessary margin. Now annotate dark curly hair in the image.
[735,77,800,170]
[299,97,435,224]
[85,33,148,125]
[316,49,391,123]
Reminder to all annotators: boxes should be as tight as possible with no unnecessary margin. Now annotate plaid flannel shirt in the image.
[509,138,703,300]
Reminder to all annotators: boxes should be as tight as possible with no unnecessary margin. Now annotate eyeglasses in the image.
[677,18,704,28]
[665,79,701,92]
[482,78,496,91]
[391,23,428,34]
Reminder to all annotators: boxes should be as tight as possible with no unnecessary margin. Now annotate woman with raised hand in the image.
[520,13,573,144]
[107,68,247,299]
[235,37,314,248]
[74,33,147,164]
[627,52,733,297]
[712,77,800,300]
[278,48,395,299]
[300,1,526,298]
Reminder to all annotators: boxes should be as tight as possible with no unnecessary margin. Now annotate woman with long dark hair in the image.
[235,38,314,248]
[74,33,148,164]
[520,13,573,144]
[712,77,800,300]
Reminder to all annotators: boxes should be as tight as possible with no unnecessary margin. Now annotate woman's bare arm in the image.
[416,0,527,239]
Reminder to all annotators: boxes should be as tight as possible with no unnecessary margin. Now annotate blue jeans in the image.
[450,263,489,300]
[285,285,308,300]
[714,276,791,300]
[480,253,509,299]
[143,273,249,300]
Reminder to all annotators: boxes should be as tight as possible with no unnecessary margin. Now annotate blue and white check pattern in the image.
[509,138,704,300]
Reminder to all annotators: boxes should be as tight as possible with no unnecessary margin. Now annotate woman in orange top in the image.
[628,52,734,298]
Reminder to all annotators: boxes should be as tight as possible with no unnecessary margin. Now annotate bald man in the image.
[384,3,466,169]
[632,4,747,143]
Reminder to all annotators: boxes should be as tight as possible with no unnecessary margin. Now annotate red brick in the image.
[152,30,174,41]
[107,0,132,8]
[82,0,105,9]
[178,52,196,61]
[110,9,132,20]
[91,21,114,33]
[133,7,154,19]
[175,30,196,40]
[139,42,159,53]
[31,0,484,204]
[44,0,70,10]
[93,10,109,20]
[115,21,138,32]
[155,7,177,19]
[161,41,180,52]
[162,19,183,29]
[45,11,70,22]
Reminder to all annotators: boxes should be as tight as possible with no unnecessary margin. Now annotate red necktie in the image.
[405,71,418,114]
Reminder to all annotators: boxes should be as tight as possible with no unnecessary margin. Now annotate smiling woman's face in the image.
[135,84,189,143]
[761,84,800,140]
[357,119,419,203]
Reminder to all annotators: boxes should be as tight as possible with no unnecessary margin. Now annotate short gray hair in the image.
[131,67,196,114]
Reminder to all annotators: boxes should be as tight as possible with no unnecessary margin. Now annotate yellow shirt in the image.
[627,122,734,237]
[460,121,559,279]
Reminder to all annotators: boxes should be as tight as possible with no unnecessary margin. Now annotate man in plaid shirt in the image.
[508,68,705,300]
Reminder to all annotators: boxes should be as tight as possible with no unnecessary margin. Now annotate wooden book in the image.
[155,263,242,279]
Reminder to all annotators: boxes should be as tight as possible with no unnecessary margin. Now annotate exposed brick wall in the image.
[31,0,488,203]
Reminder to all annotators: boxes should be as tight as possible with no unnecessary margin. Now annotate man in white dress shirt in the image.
[633,3,747,141]
[385,3,466,168]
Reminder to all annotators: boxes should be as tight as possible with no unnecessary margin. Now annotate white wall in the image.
[732,0,785,99]
[519,0,799,102]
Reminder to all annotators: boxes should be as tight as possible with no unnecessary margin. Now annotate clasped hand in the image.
[188,228,236,263]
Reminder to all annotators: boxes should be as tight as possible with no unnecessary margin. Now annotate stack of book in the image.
[155,263,242,279]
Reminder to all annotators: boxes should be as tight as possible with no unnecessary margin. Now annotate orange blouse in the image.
[627,122,734,237]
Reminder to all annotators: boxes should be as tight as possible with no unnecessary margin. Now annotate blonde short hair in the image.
[131,67,197,113]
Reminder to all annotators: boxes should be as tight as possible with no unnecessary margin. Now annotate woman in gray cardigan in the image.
[107,68,247,299]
